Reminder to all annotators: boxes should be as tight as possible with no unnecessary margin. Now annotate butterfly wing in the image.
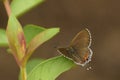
[57,48,73,60]
[71,48,92,66]
[70,28,91,48]
[70,28,92,65]
[57,47,92,66]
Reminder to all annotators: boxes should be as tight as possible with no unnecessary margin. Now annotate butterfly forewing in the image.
[70,28,91,48]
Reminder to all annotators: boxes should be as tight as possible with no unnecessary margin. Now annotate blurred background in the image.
[0,0,120,80]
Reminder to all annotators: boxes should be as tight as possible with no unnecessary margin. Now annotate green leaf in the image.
[19,58,45,80]
[6,14,26,60]
[25,28,59,61]
[0,29,8,47]
[26,58,45,74]
[11,0,44,17]
[27,56,75,80]
[23,25,45,45]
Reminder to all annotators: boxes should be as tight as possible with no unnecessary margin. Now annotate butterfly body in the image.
[57,28,93,66]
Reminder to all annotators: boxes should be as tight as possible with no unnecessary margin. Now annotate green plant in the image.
[0,0,75,80]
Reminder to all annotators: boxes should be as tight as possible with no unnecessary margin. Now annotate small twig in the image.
[3,0,11,16]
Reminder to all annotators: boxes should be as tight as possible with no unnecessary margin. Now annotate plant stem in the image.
[3,0,27,80]
[3,0,11,16]
[20,66,27,80]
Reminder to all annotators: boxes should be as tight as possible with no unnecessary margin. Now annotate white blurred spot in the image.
[86,66,92,70]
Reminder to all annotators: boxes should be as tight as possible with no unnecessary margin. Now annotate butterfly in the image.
[57,28,93,66]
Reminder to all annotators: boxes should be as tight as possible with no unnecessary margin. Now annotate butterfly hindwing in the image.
[72,48,92,65]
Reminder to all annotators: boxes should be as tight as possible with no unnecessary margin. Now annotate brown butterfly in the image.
[57,28,93,66]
